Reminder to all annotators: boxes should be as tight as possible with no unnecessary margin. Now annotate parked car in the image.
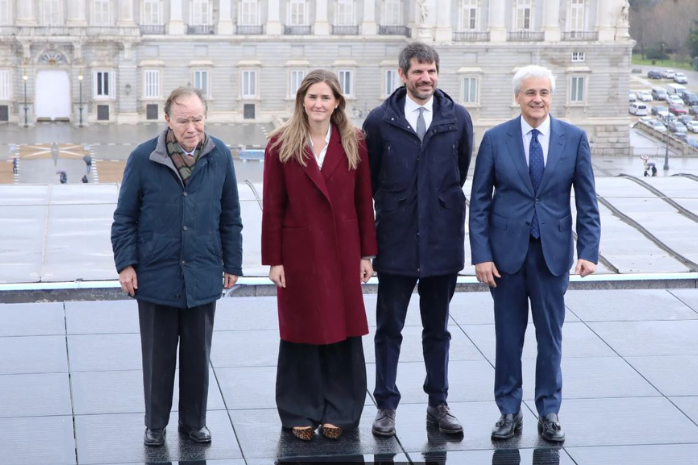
[677,114,694,125]
[669,104,688,115]
[661,69,676,79]
[649,119,668,133]
[629,103,648,116]
[667,94,684,106]
[687,138,698,148]
[676,132,688,141]
[629,91,637,102]
[686,121,698,133]
[652,86,668,100]
[662,113,678,125]
[674,73,688,84]
[651,105,669,116]
[647,70,662,79]
[637,90,654,102]
[682,93,698,106]
[689,106,698,116]
[668,121,687,133]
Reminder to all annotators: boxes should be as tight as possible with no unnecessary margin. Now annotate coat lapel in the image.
[320,124,344,180]
[301,144,331,202]
[538,116,567,194]
[506,117,535,196]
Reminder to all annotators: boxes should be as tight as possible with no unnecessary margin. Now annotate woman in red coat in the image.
[261,70,378,441]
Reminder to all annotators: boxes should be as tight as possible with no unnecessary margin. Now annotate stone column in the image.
[16,0,36,25]
[434,0,452,42]
[168,0,186,34]
[542,0,560,41]
[67,0,87,26]
[117,0,137,27]
[597,0,618,41]
[218,0,234,34]
[314,0,330,35]
[266,0,282,35]
[361,0,377,35]
[488,0,506,42]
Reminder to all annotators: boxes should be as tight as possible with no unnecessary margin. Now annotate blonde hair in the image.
[268,69,362,170]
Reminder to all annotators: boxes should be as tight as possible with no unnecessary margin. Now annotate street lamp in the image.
[78,71,84,127]
[22,69,28,128]
[664,131,670,171]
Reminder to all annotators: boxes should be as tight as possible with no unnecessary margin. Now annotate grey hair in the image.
[164,87,208,117]
[398,42,440,75]
[513,65,556,94]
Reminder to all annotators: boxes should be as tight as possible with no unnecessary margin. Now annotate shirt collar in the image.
[309,124,332,148]
[521,115,550,137]
[405,95,434,115]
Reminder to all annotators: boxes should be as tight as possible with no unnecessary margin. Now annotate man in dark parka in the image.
[111,87,243,446]
[363,42,473,436]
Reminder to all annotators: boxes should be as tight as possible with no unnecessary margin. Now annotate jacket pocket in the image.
[558,215,572,231]
[489,213,508,230]
[438,187,465,209]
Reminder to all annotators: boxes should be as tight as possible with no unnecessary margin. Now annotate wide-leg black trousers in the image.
[276,336,366,430]
[137,300,215,429]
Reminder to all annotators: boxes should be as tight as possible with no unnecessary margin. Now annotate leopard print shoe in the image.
[321,424,342,439]
[291,427,314,441]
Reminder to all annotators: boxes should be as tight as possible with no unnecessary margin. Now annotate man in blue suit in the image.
[469,65,600,442]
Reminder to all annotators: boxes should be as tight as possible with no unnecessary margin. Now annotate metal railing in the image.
[284,25,312,35]
[378,25,411,37]
[452,31,490,42]
[188,25,216,35]
[507,31,545,42]
[236,25,264,35]
[85,26,140,36]
[140,25,166,35]
[15,26,139,37]
[562,31,599,41]
[332,25,359,35]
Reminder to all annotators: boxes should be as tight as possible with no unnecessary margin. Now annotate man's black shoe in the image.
[372,409,396,436]
[426,403,463,434]
[178,423,212,443]
[491,411,523,440]
[144,428,165,446]
[537,413,565,442]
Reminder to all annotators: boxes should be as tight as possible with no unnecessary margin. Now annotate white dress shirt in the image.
[520,116,551,166]
[404,96,434,135]
[309,124,332,169]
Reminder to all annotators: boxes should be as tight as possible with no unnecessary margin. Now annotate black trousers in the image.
[374,273,457,410]
[276,336,367,430]
[138,300,215,429]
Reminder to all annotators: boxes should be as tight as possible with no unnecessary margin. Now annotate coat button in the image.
[175,294,181,299]
[183,226,188,231]
[181,260,186,265]
[417,267,421,272]
[183,192,188,197]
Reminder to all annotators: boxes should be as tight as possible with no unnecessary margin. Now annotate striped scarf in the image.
[165,129,208,185]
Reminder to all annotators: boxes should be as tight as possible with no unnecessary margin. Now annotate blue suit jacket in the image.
[469,116,600,277]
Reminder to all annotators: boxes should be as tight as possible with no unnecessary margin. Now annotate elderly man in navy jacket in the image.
[112,87,243,447]
[469,65,600,442]
[363,42,473,436]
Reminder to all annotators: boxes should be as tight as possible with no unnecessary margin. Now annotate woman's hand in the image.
[269,265,286,288]
[360,259,373,284]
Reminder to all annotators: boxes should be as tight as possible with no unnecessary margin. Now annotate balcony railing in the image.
[140,25,166,35]
[452,31,490,42]
[237,25,264,35]
[562,31,599,41]
[284,25,312,35]
[0,26,16,35]
[507,31,544,42]
[85,26,140,36]
[378,25,411,37]
[332,25,359,35]
[188,25,216,35]
[15,26,139,37]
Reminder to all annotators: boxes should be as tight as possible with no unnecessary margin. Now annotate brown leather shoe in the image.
[321,424,343,439]
[291,426,314,441]
[426,403,463,434]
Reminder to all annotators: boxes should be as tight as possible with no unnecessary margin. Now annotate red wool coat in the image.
[261,126,378,345]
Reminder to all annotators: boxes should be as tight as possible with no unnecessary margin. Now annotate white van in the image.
[667,83,686,95]
[629,102,648,116]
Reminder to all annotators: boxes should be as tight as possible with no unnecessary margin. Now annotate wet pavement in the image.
[2,290,698,464]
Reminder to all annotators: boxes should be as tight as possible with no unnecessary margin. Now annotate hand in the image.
[119,265,138,297]
[575,259,597,278]
[224,273,239,289]
[360,259,373,284]
[269,265,286,288]
[475,261,501,288]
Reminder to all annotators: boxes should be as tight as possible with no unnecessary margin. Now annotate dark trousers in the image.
[137,300,215,429]
[374,273,457,410]
[276,336,366,430]
[491,238,568,416]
